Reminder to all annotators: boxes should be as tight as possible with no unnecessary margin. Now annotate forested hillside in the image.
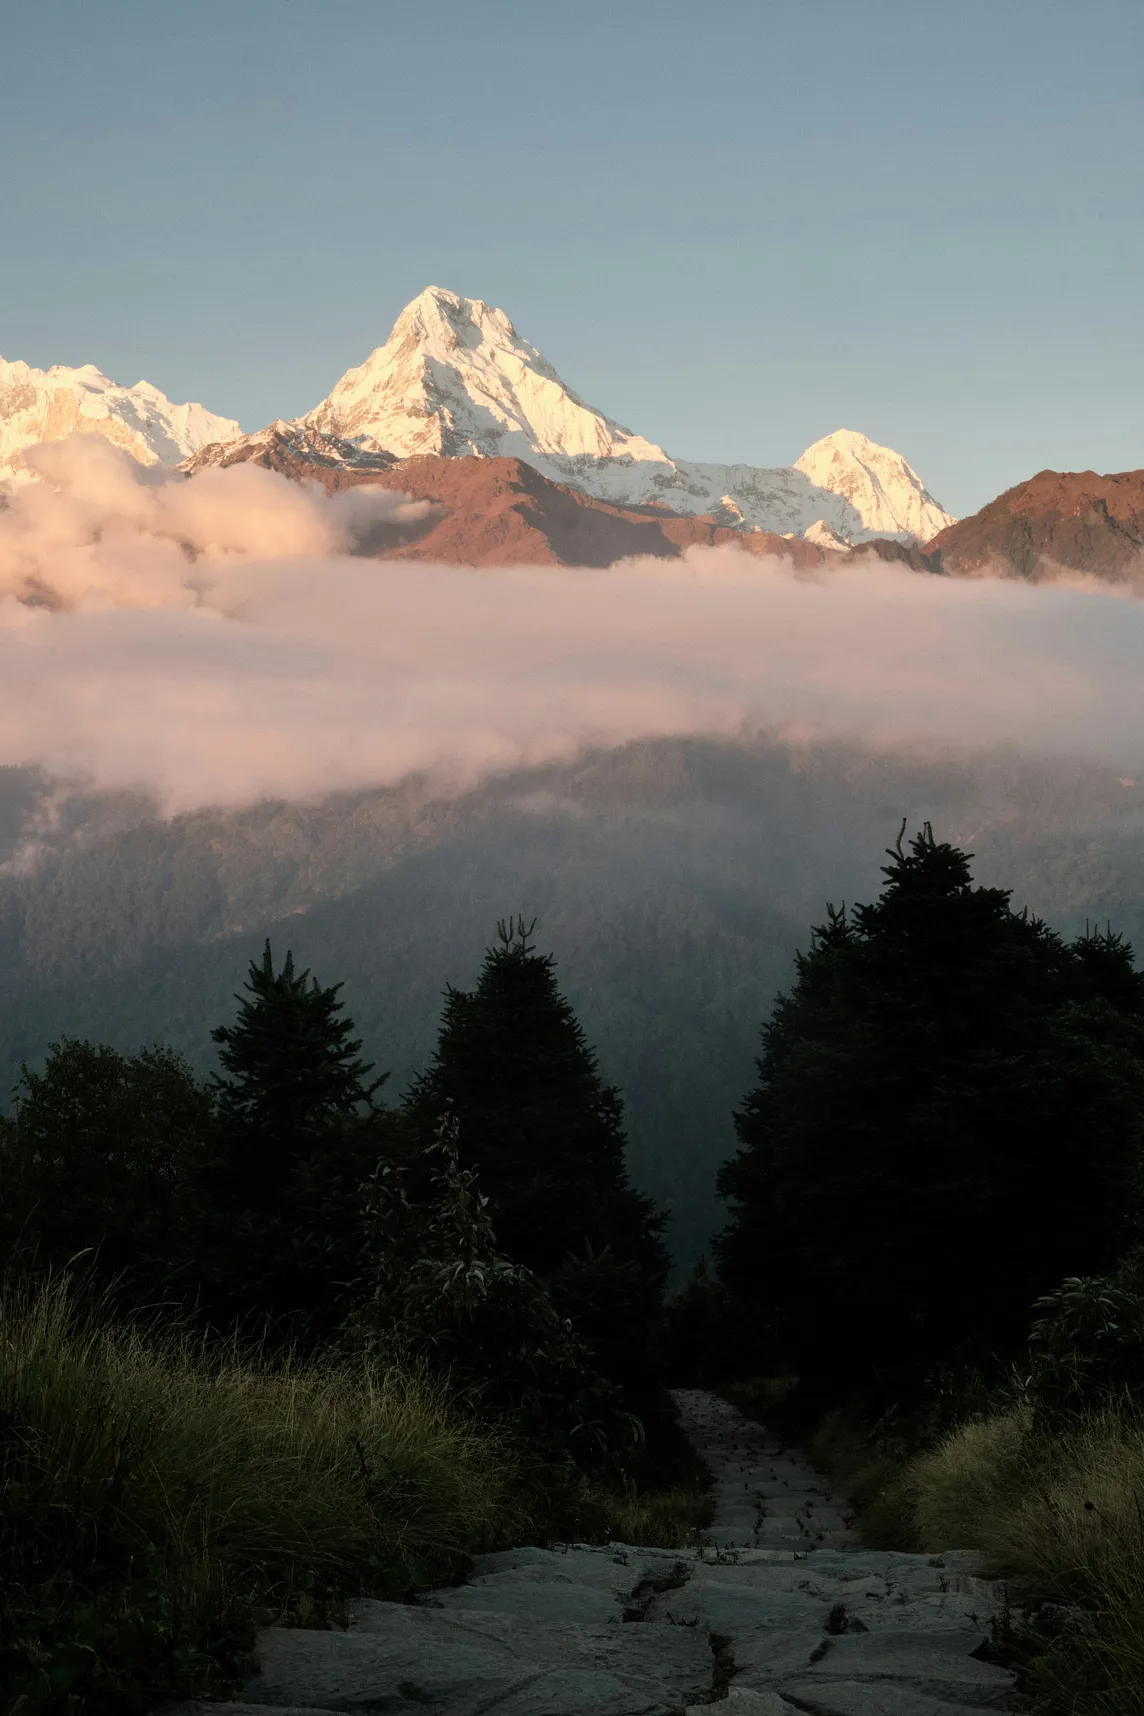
[3,736,1144,1264]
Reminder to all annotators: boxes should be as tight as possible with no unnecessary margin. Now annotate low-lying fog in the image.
[0,437,1141,812]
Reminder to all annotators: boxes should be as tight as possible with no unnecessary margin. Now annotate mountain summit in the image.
[302,286,671,468]
[298,286,954,543]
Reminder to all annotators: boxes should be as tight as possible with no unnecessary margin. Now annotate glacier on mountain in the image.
[299,286,955,544]
[0,357,240,486]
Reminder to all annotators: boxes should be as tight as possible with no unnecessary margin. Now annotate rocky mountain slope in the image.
[927,466,1144,581]
[0,355,239,485]
[183,432,824,567]
[295,286,955,544]
[184,418,400,482]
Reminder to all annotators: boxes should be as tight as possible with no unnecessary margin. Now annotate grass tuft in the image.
[574,1483,713,1549]
[907,1406,1144,1716]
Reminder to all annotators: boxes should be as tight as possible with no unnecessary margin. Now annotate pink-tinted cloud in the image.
[0,438,1140,812]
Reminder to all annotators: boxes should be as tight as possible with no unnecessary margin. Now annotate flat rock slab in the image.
[737,1626,1012,1693]
[243,1625,681,1714]
[162,1707,346,1716]
[170,1392,1021,1716]
[772,1686,1016,1716]
[423,1577,626,1628]
[351,1600,711,1706]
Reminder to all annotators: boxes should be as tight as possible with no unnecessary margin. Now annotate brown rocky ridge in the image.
[182,429,827,568]
[184,420,400,482]
[926,467,1144,582]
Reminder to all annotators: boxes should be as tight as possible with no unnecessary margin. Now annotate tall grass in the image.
[0,1278,533,1713]
[908,1406,1144,1716]
[574,1482,713,1548]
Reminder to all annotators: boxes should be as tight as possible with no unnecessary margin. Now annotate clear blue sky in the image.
[3,0,1142,516]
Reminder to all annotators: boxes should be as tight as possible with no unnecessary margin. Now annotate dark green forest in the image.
[3,732,1144,1271]
[8,804,1144,1711]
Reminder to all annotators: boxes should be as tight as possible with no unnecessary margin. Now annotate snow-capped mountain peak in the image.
[0,355,240,486]
[300,288,954,543]
[304,284,669,468]
[795,429,952,543]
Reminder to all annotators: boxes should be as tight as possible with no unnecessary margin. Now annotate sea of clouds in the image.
[0,436,1139,813]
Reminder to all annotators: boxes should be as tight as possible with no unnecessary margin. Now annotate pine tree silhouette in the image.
[717,826,1144,1401]
[195,942,389,1339]
[407,917,665,1285]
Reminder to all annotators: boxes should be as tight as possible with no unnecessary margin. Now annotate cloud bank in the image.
[0,438,1141,812]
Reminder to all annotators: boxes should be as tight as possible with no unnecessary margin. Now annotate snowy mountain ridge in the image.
[0,356,239,486]
[298,286,955,543]
[1,288,954,543]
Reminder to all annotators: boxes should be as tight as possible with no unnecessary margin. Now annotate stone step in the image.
[163,1390,1021,1716]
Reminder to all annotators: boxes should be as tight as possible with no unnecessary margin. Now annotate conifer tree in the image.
[194,942,389,1339]
[403,919,668,1381]
[210,941,385,1192]
[407,919,665,1276]
[717,825,1144,1400]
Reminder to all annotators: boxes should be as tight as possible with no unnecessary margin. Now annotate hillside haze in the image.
[4,737,1144,1267]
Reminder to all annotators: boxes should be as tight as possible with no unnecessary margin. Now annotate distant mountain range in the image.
[0,355,238,481]
[286,286,954,545]
[1,287,953,545]
[5,286,1143,581]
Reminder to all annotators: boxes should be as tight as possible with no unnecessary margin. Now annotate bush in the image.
[1027,1256,1144,1427]
[347,1117,642,1479]
[0,1277,529,1715]
[0,1040,210,1299]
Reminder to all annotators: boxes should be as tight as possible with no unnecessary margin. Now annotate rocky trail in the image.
[169,1389,1021,1716]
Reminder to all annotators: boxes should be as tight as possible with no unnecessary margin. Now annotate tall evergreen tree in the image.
[406,919,666,1280]
[717,826,1144,1400]
[194,942,389,1339]
[403,920,668,1384]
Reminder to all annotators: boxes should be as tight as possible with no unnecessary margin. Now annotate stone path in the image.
[168,1388,1022,1715]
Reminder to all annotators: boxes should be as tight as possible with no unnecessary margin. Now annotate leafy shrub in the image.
[0,1040,210,1298]
[1028,1256,1144,1426]
[346,1117,642,1478]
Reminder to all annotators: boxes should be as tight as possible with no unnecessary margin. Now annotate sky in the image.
[3,0,1143,517]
